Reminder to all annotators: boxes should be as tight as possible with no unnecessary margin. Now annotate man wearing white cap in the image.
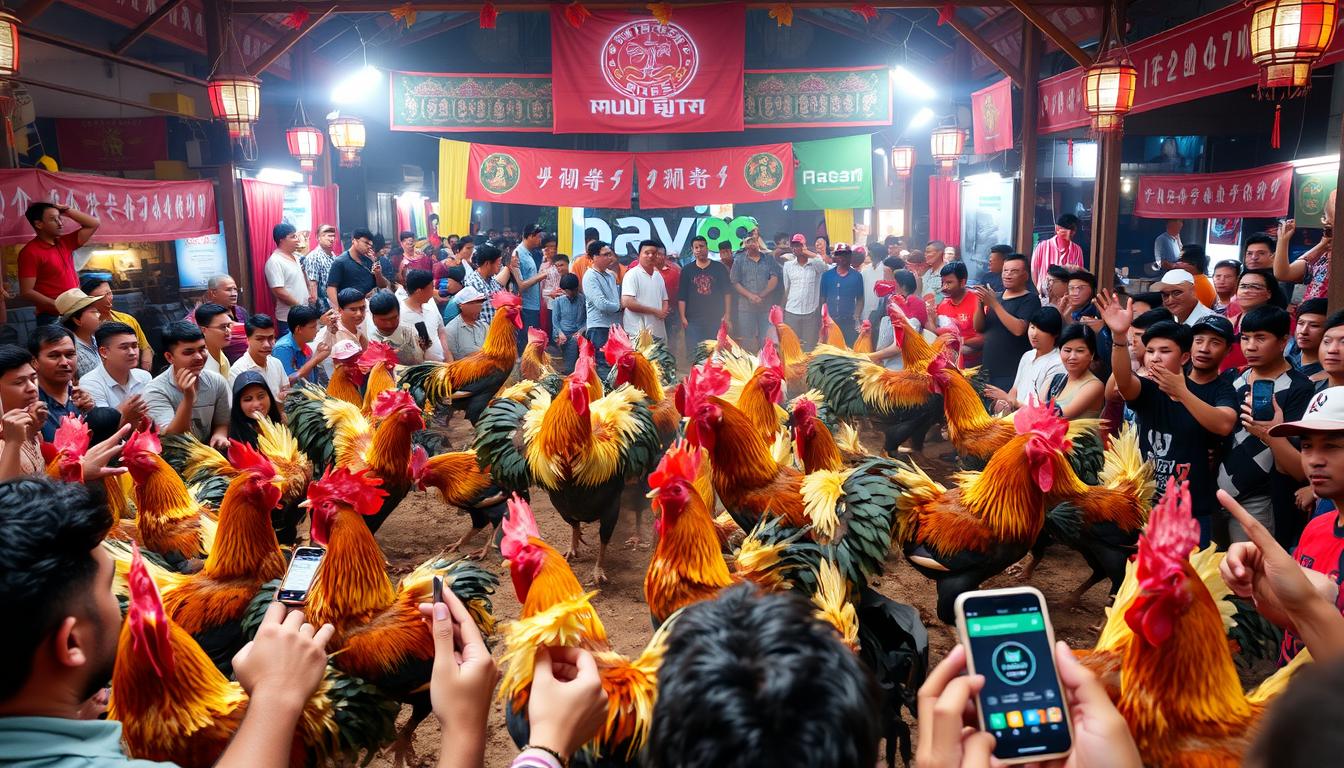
[446,286,488,360]
[1154,269,1214,326]
[782,233,826,350]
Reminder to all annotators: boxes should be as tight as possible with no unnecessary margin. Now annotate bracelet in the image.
[1114,341,1130,348]
[522,745,568,768]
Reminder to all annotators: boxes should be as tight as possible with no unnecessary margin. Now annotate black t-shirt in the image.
[1218,366,1314,500]
[981,292,1041,387]
[327,251,377,296]
[678,260,731,323]
[1128,375,1237,518]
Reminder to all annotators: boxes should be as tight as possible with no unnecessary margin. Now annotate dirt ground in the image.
[366,417,1112,767]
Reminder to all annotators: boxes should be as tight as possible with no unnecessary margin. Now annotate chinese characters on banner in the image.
[971,78,1013,154]
[1133,162,1293,219]
[464,142,635,208]
[0,170,217,246]
[1037,3,1344,134]
[637,144,794,208]
[54,117,168,171]
[549,3,746,134]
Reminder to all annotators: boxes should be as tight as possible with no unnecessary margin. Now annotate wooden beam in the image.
[396,12,475,46]
[944,11,1021,86]
[1091,130,1121,291]
[1004,0,1092,68]
[15,0,57,23]
[1015,22,1039,256]
[113,0,188,54]
[246,5,335,76]
[233,0,1101,13]
[21,28,208,86]
[15,76,205,118]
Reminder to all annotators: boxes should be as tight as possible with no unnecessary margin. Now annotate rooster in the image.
[603,324,680,446]
[285,387,423,533]
[1077,479,1306,767]
[819,304,849,348]
[327,350,367,407]
[475,337,662,583]
[108,544,396,768]
[411,445,508,560]
[892,398,1079,623]
[300,467,499,767]
[400,290,522,424]
[520,326,558,382]
[121,428,217,570]
[734,338,788,445]
[690,319,742,367]
[770,305,810,386]
[359,341,401,415]
[46,415,136,522]
[790,397,844,473]
[851,319,874,354]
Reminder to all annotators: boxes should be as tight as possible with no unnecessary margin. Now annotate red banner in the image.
[549,3,745,134]
[55,118,167,171]
[637,143,793,208]
[0,170,217,246]
[465,142,635,208]
[1038,3,1344,134]
[971,78,1013,154]
[1133,162,1293,219]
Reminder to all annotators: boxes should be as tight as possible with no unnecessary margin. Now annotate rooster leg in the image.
[625,506,646,549]
[593,538,609,585]
[563,524,585,560]
[387,701,431,768]
[449,527,480,554]
[1063,572,1107,609]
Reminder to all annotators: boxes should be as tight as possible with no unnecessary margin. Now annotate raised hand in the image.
[1094,290,1133,336]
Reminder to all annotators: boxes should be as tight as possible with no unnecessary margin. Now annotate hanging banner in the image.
[792,135,872,210]
[1134,162,1293,219]
[1296,171,1339,224]
[55,118,167,171]
[637,143,793,209]
[744,66,891,128]
[0,170,217,246]
[549,3,746,134]
[465,142,634,208]
[971,78,1014,154]
[389,72,553,132]
[1038,3,1344,134]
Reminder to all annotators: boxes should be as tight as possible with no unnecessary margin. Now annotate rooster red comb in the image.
[123,426,161,458]
[716,320,731,349]
[53,415,90,459]
[759,338,783,377]
[1012,397,1072,491]
[1137,478,1199,576]
[792,396,819,422]
[307,467,388,519]
[769,305,784,326]
[649,439,701,491]
[675,361,732,416]
[359,341,399,372]
[604,324,633,365]
[926,353,952,392]
[227,440,275,480]
[527,327,548,347]
[500,493,539,560]
[127,543,174,678]
[492,291,522,310]
[371,389,419,420]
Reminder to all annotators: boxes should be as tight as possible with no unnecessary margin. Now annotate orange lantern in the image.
[0,7,20,77]
[207,75,261,138]
[328,115,366,167]
[1250,0,1338,90]
[929,127,964,174]
[890,145,915,178]
[286,124,324,173]
[1083,59,1138,131]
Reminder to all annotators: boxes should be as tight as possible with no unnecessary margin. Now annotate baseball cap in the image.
[1154,269,1195,289]
[456,286,486,304]
[331,340,362,361]
[790,234,806,244]
[1190,314,1236,344]
[1270,386,1344,436]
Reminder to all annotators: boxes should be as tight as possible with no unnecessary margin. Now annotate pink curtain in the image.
[240,178,285,317]
[307,184,339,239]
[928,176,961,247]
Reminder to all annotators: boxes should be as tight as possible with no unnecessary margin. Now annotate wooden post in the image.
[1091,130,1122,292]
[1016,22,1039,256]
[1330,116,1344,314]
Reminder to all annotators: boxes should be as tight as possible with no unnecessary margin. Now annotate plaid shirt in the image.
[463,268,503,325]
[302,247,335,312]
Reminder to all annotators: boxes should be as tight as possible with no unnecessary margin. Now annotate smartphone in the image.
[278,547,326,605]
[955,587,1072,764]
[414,321,430,345]
[1251,379,1276,422]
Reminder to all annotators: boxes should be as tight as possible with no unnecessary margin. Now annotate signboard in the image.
[389,72,553,132]
[54,118,167,171]
[1134,162,1293,219]
[971,78,1013,154]
[1295,171,1338,225]
[465,142,635,208]
[549,3,745,133]
[282,186,313,251]
[792,135,872,210]
[961,175,1016,280]
[0,170,217,246]
[637,143,794,208]
[743,66,892,128]
[175,222,227,290]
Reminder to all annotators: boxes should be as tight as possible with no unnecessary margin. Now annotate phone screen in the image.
[962,591,1072,761]
[414,321,430,344]
[1251,379,1276,422]
[278,548,325,604]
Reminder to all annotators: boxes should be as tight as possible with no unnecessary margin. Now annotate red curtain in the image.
[240,178,285,318]
[307,184,339,240]
[928,176,961,247]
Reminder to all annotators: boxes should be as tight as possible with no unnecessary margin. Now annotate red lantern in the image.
[286,124,324,173]
[207,75,261,138]
[328,116,366,167]
[890,145,915,178]
[929,127,964,175]
[0,8,20,78]
[1250,0,1338,91]
[1083,59,1138,131]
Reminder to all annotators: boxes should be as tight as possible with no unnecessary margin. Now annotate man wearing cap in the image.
[1155,268,1215,327]
[1190,314,1238,386]
[781,233,827,351]
[17,202,100,325]
[304,224,339,313]
[446,287,488,360]
[54,289,103,377]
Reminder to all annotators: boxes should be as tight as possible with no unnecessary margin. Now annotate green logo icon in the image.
[478,152,520,195]
[696,215,758,252]
[988,712,1007,730]
[744,152,784,194]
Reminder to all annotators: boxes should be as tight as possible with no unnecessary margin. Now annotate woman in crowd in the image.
[229,370,282,449]
[1046,323,1105,419]
[0,345,45,479]
[984,306,1063,413]
[1224,267,1288,371]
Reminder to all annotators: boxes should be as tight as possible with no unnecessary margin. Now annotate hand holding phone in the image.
[414,320,431,347]
[278,547,326,605]
[1251,379,1276,422]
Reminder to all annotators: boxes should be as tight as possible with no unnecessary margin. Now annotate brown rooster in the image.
[46,415,136,523]
[359,341,401,415]
[790,396,844,473]
[327,352,367,407]
[520,326,557,381]
[400,290,522,424]
[121,428,217,569]
[410,445,506,560]
[770,304,810,386]
[604,324,680,446]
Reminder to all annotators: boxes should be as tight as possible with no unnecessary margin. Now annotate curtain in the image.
[823,209,854,248]
[557,207,574,257]
[240,178,286,318]
[437,139,473,237]
[928,176,961,247]
[307,184,339,239]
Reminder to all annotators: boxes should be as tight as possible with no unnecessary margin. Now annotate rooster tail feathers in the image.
[403,554,500,636]
[805,354,869,421]
[1043,501,1084,547]
[105,538,187,599]
[283,384,339,471]
[1099,422,1156,500]
[160,432,237,484]
[732,516,820,592]
[1248,647,1311,703]
[811,558,859,650]
[323,666,400,762]
[497,591,605,704]
[398,361,452,410]
[474,395,534,492]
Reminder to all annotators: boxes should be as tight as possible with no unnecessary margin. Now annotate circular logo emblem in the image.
[990,641,1037,686]
[601,20,699,99]
[1300,179,1325,216]
[479,152,520,195]
[744,152,784,194]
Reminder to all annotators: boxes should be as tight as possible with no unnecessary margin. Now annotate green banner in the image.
[744,66,892,128]
[389,72,554,132]
[792,134,873,211]
[1296,171,1338,225]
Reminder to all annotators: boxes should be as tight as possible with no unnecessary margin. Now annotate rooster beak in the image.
[298,499,312,509]
[645,487,659,500]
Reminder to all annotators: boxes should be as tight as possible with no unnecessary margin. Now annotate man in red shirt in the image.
[934,262,982,365]
[655,244,682,360]
[18,202,100,324]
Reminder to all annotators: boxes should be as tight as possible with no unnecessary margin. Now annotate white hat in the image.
[1269,386,1344,436]
[1154,269,1195,289]
[331,340,362,360]
[456,286,486,304]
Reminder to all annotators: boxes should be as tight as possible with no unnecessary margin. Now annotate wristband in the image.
[521,745,567,767]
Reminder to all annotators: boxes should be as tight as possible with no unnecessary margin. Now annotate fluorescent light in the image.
[331,65,382,105]
[873,147,887,156]
[907,107,935,130]
[1293,154,1339,175]
[891,65,936,100]
[256,167,304,185]
[963,172,1003,185]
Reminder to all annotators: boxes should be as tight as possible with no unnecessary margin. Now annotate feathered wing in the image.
[473,394,535,493]
[573,385,663,487]
[284,384,339,471]
[806,353,933,421]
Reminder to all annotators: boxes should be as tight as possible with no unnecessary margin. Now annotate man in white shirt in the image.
[265,222,310,335]
[400,268,450,362]
[621,239,669,340]
[81,320,150,428]
[781,234,827,350]
[1155,269,1215,326]
[1154,219,1182,271]
[229,314,290,401]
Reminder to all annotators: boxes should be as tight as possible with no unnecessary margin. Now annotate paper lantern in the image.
[890,145,915,178]
[286,123,324,172]
[1250,0,1338,90]
[207,75,261,138]
[1083,59,1138,131]
[0,8,20,78]
[328,116,366,167]
[930,127,964,173]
